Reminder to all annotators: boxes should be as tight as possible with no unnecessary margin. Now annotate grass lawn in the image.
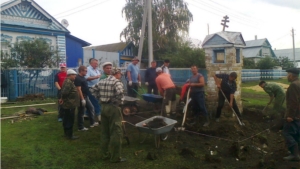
[1,79,291,169]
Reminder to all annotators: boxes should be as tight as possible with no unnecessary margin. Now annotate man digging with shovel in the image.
[213,72,244,125]
[259,81,285,119]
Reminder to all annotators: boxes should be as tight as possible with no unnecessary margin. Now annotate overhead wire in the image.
[53,0,101,17]
[187,1,261,30]
[193,0,263,26]
[55,0,112,19]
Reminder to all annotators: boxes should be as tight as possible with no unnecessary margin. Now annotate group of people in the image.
[259,69,300,161]
[54,56,300,162]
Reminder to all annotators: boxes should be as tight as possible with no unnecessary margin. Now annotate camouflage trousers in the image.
[100,103,123,162]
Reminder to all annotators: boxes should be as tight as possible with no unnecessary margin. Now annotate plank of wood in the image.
[0,111,57,120]
[1,103,56,109]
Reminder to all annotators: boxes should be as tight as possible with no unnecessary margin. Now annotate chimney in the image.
[274,48,276,50]
[255,35,257,40]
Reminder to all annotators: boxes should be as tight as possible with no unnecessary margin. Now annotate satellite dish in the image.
[61,19,69,28]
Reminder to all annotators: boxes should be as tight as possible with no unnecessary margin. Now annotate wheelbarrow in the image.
[135,115,177,148]
[122,96,140,116]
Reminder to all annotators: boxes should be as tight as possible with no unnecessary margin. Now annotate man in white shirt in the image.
[85,58,101,123]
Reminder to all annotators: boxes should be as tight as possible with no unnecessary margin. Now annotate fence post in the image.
[13,69,18,100]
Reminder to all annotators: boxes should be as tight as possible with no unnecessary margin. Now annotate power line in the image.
[187,1,260,30]
[208,0,265,23]
[53,0,101,17]
[189,0,262,27]
[270,33,289,43]
[56,0,112,19]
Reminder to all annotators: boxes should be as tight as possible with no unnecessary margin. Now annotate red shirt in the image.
[54,71,67,87]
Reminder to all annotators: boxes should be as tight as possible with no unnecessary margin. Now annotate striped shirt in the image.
[89,75,124,104]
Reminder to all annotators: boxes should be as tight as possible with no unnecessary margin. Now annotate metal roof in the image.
[274,48,300,61]
[243,47,261,58]
[245,39,267,47]
[84,42,134,52]
[202,31,246,47]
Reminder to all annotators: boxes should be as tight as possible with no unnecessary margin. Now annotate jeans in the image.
[78,97,95,129]
[190,91,208,117]
[215,91,242,119]
[62,108,75,136]
[127,82,138,98]
[147,84,158,95]
[87,92,101,116]
[282,120,300,148]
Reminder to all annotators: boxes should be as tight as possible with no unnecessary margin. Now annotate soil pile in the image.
[243,82,289,92]
[144,118,167,129]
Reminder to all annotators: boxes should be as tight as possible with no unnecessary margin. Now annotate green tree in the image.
[120,0,193,60]
[274,56,294,69]
[256,56,276,69]
[161,42,205,68]
[243,58,256,69]
[11,39,60,91]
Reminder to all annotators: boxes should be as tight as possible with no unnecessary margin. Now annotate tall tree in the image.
[120,0,193,59]
[274,56,294,69]
[11,39,60,91]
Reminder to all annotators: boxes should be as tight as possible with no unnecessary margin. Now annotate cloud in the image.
[258,0,300,10]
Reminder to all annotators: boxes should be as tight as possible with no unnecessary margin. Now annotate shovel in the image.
[220,89,244,126]
[262,105,268,113]
[177,88,191,131]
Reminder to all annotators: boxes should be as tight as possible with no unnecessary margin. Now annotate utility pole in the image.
[291,28,296,67]
[137,0,148,66]
[221,15,229,31]
[147,0,153,67]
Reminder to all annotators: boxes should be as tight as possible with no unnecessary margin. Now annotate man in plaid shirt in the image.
[89,67,126,163]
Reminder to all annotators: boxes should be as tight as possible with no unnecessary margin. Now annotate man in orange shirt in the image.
[155,67,176,117]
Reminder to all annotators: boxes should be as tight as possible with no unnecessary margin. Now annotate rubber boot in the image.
[283,145,300,161]
[65,129,79,140]
[203,116,210,127]
[189,116,199,126]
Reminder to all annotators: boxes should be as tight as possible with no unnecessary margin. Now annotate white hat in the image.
[67,69,77,75]
[156,67,162,72]
[102,62,112,67]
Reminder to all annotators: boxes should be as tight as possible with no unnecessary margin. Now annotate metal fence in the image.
[0,68,287,101]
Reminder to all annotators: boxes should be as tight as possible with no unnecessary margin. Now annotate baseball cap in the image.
[67,69,77,75]
[286,68,299,75]
[59,63,66,67]
[111,67,123,75]
[132,57,139,61]
[156,67,162,72]
[102,62,112,67]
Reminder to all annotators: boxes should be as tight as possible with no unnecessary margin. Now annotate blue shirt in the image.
[126,63,139,83]
[85,66,101,87]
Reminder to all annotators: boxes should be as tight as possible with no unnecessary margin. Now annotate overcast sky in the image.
[2,0,300,49]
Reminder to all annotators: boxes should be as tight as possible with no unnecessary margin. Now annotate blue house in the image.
[0,0,91,67]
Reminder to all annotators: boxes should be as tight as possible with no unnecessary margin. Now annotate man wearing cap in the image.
[59,69,80,140]
[145,60,158,94]
[258,81,285,116]
[161,59,170,74]
[100,62,112,80]
[90,67,126,163]
[282,68,300,161]
[54,63,67,122]
[126,57,141,98]
[86,58,101,123]
[75,66,98,131]
[155,67,177,117]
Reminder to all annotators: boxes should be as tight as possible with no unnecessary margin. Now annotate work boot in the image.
[203,116,210,127]
[215,118,220,122]
[283,145,300,161]
[65,129,79,140]
[189,116,199,126]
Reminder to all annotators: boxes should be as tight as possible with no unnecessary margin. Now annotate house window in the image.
[213,49,225,63]
[236,48,240,63]
[1,42,10,58]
